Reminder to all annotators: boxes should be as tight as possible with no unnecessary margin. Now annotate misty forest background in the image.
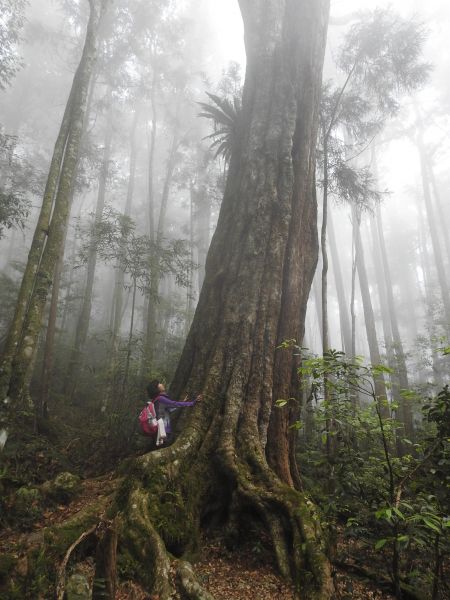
[0,0,449,599]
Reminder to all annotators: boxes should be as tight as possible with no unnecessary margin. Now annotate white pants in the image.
[156,418,167,446]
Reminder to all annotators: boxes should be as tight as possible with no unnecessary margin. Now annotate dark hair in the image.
[146,380,160,400]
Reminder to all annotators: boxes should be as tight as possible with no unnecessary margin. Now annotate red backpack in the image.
[139,402,158,436]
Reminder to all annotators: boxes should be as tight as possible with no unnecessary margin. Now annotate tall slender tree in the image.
[353,205,389,416]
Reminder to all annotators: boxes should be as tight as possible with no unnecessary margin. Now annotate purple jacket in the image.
[154,393,196,434]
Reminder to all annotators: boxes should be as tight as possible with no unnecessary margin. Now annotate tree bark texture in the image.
[119,2,333,599]
[4,0,108,409]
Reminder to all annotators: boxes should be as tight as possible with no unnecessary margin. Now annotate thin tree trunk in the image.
[147,71,158,244]
[374,205,413,439]
[353,206,389,417]
[143,129,180,373]
[328,209,352,355]
[66,89,113,398]
[313,270,323,343]
[59,207,82,339]
[122,277,137,401]
[350,218,358,407]
[112,105,140,342]
[185,183,195,335]
[320,137,334,466]
[37,223,69,421]
[321,136,329,355]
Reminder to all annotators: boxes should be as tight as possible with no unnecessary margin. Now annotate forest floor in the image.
[1,470,397,600]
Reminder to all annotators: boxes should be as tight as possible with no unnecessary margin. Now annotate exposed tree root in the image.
[1,421,332,600]
[116,419,334,600]
[177,560,216,600]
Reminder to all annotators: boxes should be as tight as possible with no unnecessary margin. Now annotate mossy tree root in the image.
[117,419,333,600]
[121,486,176,599]
[120,482,218,600]
[0,492,114,599]
[177,560,215,600]
[217,443,333,600]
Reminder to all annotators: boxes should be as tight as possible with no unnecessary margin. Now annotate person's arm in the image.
[157,395,196,408]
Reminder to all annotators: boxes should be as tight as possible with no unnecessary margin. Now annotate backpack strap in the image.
[153,395,161,418]
[146,402,156,419]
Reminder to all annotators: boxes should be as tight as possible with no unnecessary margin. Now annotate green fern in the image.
[198,92,241,162]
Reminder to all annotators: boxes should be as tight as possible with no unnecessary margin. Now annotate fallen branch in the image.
[55,523,98,600]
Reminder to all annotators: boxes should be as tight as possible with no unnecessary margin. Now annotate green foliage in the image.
[0,271,20,338]
[10,485,42,528]
[198,92,241,162]
[0,0,27,90]
[338,9,430,114]
[319,8,429,212]
[77,207,193,291]
[293,346,449,597]
[0,133,32,238]
[46,471,81,504]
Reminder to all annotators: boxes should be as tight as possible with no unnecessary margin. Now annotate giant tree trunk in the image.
[119,2,333,599]
[1,0,107,415]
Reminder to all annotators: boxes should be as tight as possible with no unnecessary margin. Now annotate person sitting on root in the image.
[146,379,201,443]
